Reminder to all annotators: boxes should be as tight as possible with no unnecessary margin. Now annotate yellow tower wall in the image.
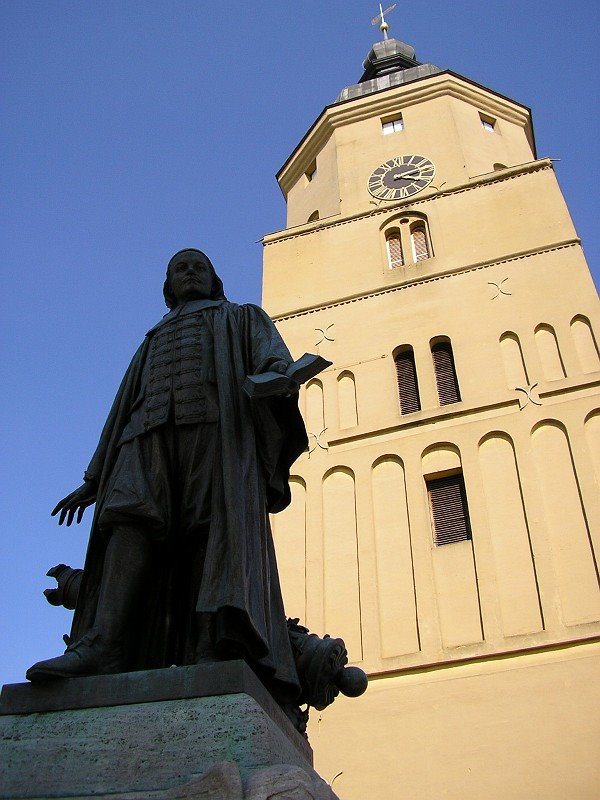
[310,643,600,800]
[279,73,536,229]
[263,65,600,800]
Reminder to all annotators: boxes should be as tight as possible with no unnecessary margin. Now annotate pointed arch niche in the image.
[584,410,600,487]
[322,467,363,661]
[337,370,358,429]
[305,379,324,433]
[478,432,543,636]
[531,421,600,625]
[421,444,483,648]
[570,315,600,374]
[271,477,307,622]
[500,331,529,389]
[381,211,433,270]
[534,323,566,381]
[371,456,419,657]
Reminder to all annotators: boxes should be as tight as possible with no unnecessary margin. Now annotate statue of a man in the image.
[27,249,307,703]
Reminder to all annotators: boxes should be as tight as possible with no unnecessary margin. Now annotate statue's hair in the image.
[163,248,226,309]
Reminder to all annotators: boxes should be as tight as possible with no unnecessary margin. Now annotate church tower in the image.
[262,22,600,800]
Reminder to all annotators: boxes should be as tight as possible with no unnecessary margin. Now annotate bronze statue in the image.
[27,249,313,705]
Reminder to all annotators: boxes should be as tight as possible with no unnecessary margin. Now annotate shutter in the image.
[427,474,472,545]
[411,227,430,261]
[395,350,421,414]
[432,341,461,405]
[382,117,403,134]
[387,234,404,268]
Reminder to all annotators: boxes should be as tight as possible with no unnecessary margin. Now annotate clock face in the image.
[368,155,435,201]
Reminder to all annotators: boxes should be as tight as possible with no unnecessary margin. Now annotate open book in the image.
[243,353,332,399]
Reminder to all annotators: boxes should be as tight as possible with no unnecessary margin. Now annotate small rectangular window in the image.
[305,160,317,181]
[427,473,472,546]
[480,114,495,132]
[382,116,404,135]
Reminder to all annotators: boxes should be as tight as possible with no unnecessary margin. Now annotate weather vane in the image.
[371,3,397,40]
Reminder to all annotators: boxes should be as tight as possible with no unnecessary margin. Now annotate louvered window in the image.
[432,340,461,405]
[411,225,430,261]
[386,233,404,268]
[427,473,472,545]
[394,348,420,414]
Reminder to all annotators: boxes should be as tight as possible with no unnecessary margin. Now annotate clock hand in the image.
[393,169,422,180]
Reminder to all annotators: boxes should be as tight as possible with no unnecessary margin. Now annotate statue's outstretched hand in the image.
[51,481,98,526]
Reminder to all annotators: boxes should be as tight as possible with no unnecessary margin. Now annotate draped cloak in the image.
[70,300,307,700]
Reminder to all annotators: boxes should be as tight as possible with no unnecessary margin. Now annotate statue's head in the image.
[163,248,226,308]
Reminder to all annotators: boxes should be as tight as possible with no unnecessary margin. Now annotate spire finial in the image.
[371,3,397,40]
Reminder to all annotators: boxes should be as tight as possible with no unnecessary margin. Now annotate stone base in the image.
[0,661,338,800]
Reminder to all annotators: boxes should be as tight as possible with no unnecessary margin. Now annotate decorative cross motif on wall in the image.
[315,324,335,346]
[516,383,541,410]
[488,278,511,299]
[308,428,328,456]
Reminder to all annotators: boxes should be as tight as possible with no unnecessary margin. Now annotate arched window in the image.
[410,223,430,261]
[431,338,461,405]
[382,213,432,269]
[307,210,319,223]
[394,346,420,414]
[386,231,404,268]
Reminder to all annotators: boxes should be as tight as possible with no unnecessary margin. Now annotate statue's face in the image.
[169,252,213,304]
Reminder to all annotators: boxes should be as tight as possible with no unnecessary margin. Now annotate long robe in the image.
[71,300,307,700]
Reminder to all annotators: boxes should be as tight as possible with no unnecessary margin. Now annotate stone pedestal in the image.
[0,661,338,800]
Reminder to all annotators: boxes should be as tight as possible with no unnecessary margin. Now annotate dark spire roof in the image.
[336,37,442,103]
[360,38,420,81]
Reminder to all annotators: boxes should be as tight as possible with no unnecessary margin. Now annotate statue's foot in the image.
[26,630,123,682]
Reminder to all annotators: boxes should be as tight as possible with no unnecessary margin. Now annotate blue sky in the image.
[1,1,598,686]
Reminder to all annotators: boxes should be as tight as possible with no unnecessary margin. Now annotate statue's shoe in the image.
[26,631,123,682]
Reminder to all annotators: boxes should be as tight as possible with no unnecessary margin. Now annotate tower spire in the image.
[337,3,441,101]
[371,3,397,41]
